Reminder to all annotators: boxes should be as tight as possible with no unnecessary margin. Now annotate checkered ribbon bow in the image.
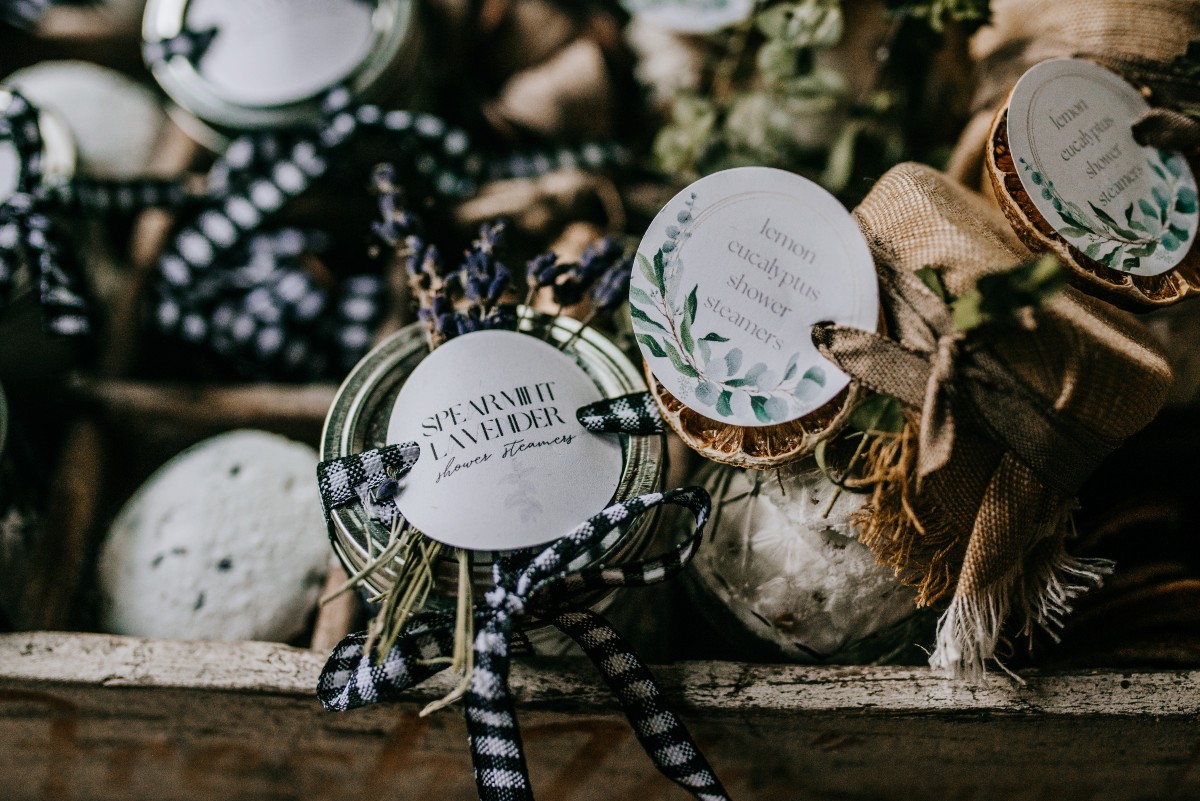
[315,398,730,801]
[0,89,90,335]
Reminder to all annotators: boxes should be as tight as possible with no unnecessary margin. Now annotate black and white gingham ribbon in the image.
[317,441,420,527]
[577,391,663,435]
[0,89,90,335]
[317,483,729,801]
[150,85,627,377]
[315,395,727,800]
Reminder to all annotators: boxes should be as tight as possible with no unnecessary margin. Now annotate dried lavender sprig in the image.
[559,253,633,351]
[524,251,568,309]
[550,235,626,308]
[371,164,422,250]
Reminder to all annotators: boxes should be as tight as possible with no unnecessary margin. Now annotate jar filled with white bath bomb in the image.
[687,460,930,663]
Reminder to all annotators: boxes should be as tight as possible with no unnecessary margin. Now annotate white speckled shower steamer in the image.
[98,431,330,642]
[5,61,175,179]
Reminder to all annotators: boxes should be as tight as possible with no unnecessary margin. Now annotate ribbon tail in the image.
[577,391,664,435]
[317,611,457,712]
[465,614,535,801]
[554,607,731,801]
[24,211,91,336]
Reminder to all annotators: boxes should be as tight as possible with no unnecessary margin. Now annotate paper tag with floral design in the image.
[630,166,877,427]
[1008,58,1199,277]
[386,330,623,551]
[620,0,754,34]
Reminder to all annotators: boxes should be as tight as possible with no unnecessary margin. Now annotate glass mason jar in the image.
[143,0,422,132]
[321,311,664,651]
[686,459,930,663]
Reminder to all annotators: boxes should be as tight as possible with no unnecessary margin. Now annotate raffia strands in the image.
[846,163,1173,678]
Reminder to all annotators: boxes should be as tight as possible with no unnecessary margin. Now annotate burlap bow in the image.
[826,163,1173,677]
[814,262,1114,498]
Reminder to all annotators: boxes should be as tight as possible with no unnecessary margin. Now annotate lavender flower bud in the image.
[487,265,512,304]
[591,258,632,311]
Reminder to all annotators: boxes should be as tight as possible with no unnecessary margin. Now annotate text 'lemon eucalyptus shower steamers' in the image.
[630,166,878,428]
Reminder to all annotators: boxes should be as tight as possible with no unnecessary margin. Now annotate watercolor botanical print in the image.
[1020,149,1197,275]
[630,194,827,425]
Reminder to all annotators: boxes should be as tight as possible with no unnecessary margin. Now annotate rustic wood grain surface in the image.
[0,632,1197,801]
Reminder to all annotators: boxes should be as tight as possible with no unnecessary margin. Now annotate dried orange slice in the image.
[646,361,860,470]
[987,103,1200,311]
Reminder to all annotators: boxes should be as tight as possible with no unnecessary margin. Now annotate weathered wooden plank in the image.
[0,633,1197,801]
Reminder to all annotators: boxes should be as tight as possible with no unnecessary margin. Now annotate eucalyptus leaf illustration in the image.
[1019,151,1196,273]
[628,195,828,424]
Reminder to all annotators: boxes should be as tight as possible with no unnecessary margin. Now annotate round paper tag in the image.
[631,166,877,427]
[1008,59,1199,277]
[620,0,754,33]
[184,0,378,107]
[385,330,623,552]
[0,140,19,202]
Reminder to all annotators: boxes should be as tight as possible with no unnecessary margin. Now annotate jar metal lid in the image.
[0,88,76,203]
[321,312,664,602]
[143,0,415,130]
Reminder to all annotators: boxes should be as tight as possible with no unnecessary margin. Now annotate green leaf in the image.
[801,365,826,387]
[1122,256,1141,272]
[750,395,772,424]
[1059,226,1090,238]
[725,378,751,388]
[725,347,743,374]
[629,286,654,306]
[1149,160,1168,182]
[661,340,698,378]
[630,305,667,332]
[715,390,733,417]
[701,332,730,342]
[1139,198,1158,220]
[783,353,800,382]
[1059,210,1090,231]
[847,393,906,435]
[637,334,666,358]
[1127,242,1158,258]
[652,249,667,292]
[1089,202,1139,239]
[679,286,698,354]
[1177,190,1198,215]
[914,266,949,301]
[814,438,831,480]
[1164,152,1185,178]
[636,253,657,287]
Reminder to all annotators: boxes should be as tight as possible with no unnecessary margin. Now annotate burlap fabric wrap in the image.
[817,163,1173,676]
[947,0,1200,190]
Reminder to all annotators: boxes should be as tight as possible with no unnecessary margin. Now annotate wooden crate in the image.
[0,631,1197,801]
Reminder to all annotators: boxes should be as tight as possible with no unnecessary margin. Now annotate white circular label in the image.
[185,0,377,107]
[385,330,624,552]
[1008,59,1199,277]
[631,167,877,427]
[620,0,754,33]
[0,140,19,202]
